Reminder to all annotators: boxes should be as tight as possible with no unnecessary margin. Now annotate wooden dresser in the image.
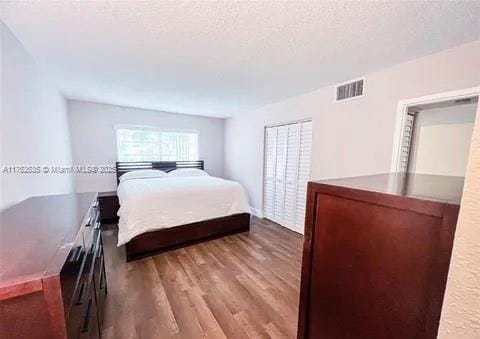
[0,193,107,339]
[298,173,463,339]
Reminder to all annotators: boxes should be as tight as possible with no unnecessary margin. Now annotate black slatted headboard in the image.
[116,160,204,184]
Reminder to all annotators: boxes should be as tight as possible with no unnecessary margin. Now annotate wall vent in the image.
[335,78,364,102]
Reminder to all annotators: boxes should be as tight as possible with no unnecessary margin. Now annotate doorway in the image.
[391,87,479,177]
[407,98,477,176]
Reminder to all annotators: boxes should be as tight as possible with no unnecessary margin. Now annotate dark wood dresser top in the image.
[311,172,464,205]
[0,193,97,291]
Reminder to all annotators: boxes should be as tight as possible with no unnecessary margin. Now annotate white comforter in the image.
[116,176,250,246]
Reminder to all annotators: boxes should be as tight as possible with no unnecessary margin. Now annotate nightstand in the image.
[98,191,119,224]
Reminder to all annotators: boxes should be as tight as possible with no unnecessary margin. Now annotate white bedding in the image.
[116,176,250,246]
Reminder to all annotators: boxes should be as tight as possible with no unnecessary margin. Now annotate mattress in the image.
[116,176,250,246]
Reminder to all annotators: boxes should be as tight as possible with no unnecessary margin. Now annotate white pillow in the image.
[119,169,167,182]
[167,168,209,177]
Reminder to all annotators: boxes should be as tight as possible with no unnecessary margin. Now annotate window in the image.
[116,127,199,162]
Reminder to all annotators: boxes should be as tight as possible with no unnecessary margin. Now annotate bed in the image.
[116,161,251,261]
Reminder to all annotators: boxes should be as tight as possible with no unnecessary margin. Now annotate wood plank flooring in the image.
[101,217,303,339]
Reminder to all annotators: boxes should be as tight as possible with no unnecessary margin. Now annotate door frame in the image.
[390,86,480,172]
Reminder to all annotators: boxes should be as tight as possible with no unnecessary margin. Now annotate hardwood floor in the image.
[101,217,303,339]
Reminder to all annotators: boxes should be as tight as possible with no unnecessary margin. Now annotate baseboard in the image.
[284,224,304,235]
[262,216,305,235]
[249,206,264,218]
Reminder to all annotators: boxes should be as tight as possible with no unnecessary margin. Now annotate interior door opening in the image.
[398,95,478,177]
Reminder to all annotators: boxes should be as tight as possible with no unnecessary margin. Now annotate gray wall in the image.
[1,22,74,210]
[224,40,480,212]
[409,102,477,176]
[68,100,225,193]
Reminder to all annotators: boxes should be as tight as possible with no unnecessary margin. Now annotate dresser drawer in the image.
[84,200,100,250]
[67,231,100,338]
[69,285,100,339]
[61,233,88,315]
[62,198,100,319]
[79,287,100,339]
[93,236,107,325]
[67,277,90,339]
[82,230,101,288]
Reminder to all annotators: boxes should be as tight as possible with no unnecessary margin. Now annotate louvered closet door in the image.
[283,123,300,227]
[295,121,312,231]
[400,113,416,172]
[263,127,277,220]
[263,120,312,233]
[273,125,288,224]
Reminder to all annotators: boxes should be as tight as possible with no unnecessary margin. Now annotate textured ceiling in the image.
[1,1,479,118]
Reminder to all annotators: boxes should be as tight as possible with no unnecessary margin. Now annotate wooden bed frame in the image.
[116,161,251,261]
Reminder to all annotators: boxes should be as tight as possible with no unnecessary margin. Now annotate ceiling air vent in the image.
[335,77,364,102]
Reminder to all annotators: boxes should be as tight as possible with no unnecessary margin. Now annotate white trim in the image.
[390,86,480,172]
[250,206,263,218]
[334,76,366,103]
[265,118,312,129]
[263,216,304,234]
[113,124,200,135]
[280,223,304,235]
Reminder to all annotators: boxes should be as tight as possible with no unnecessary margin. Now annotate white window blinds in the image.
[398,113,416,172]
[116,128,199,162]
[263,120,312,233]
[160,132,198,161]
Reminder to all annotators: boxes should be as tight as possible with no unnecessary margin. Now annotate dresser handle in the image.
[76,281,85,305]
[81,298,92,333]
[75,247,84,262]
[94,221,101,230]
[99,269,104,290]
[96,243,103,259]
[69,246,84,262]
[88,242,96,256]
[85,216,92,227]
[69,246,81,262]
[92,201,99,208]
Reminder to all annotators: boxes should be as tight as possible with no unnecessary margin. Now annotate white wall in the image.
[68,100,225,193]
[409,102,477,176]
[0,22,73,210]
[438,102,480,339]
[224,40,480,211]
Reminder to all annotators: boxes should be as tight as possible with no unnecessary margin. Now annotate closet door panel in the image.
[263,127,277,220]
[296,121,313,231]
[273,125,288,224]
[263,120,312,232]
[283,123,300,228]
